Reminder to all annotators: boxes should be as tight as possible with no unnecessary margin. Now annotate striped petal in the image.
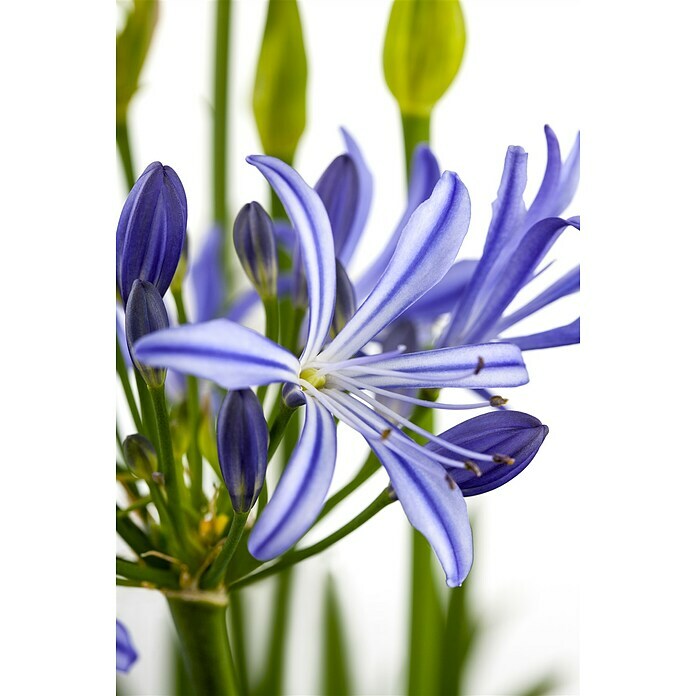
[247,155,336,362]
[339,127,373,266]
[350,342,528,389]
[248,398,337,560]
[133,319,299,390]
[354,144,440,300]
[320,171,470,363]
[505,318,580,351]
[495,265,580,334]
[458,216,580,344]
[370,441,473,587]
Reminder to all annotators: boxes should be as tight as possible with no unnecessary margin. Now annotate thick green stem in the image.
[401,112,431,181]
[229,590,250,695]
[230,488,395,589]
[116,117,136,190]
[135,371,157,441]
[149,384,188,551]
[168,593,237,696]
[201,512,249,590]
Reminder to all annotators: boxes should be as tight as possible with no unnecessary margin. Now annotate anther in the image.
[489,395,508,407]
[464,460,482,477]
[474,356,485,375]
[152,471,165,484]
[445,473,457,490]
[380,428,393,440]
[492,454,515,466]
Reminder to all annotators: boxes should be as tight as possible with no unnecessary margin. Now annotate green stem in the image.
[201,512,249,589]
[229,590,250,695]
[230,488,395,589]
[148,384,188,550]
[135,371,157,441]
[116,337,143,433]
[401,112,431,181]
[317,451,380,522]
[116,117,136,189]
[268,400,296,461]
[168,593,237,696]
[213,0,233,286]
[257,295,280,406]
[116,557,179,588]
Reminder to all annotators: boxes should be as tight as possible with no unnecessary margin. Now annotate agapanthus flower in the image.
[135,156,529,586]
[116,619,138,673]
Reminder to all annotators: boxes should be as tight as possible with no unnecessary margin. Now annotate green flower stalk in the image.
[383,0,466,177]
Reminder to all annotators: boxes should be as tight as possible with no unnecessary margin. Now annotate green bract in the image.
[383,0,466,117]
[253,0,307,163]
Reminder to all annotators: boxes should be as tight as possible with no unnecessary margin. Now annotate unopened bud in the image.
[123,434,158,479]
[383,0,466,117]
[116,162,187,304]
[233,202,278,299]
[217,389,269,513]
[125,280,170,388]
[331,260,356,336]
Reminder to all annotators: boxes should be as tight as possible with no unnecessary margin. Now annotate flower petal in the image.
[320,171,470,363]
[456,216,580,343]
[426,410,548,496]
[401,258,477,321]
[495,265,580,333]
[340,127,374,266]
[116,619,138,673]
[505,318,580,351]
[133,319,299,389]
[189,225,225,323]
[370,441,473,587]
[248,398,337,560]
[247,155,336,361]
[351,342,528,389]
[440,146,527,346]
[526,125,562,225]
[354,144,440,300]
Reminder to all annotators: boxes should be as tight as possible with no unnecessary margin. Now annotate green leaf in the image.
[383,0,466,117]
[516,673,562,696]
[323,576,353,696]
[116,0,159,124]
[253,0,307,164]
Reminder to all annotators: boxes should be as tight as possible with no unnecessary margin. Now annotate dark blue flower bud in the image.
[282,382,306,408]
[126,279,170,388]
[315,155,359,260]
[331,259,356,336]
[116,619,138,673]
[217,389,269,513]
[233,202,278,298]
[116,162,187,304]
[427,411,548,496]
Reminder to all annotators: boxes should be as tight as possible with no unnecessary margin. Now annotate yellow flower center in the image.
[299,367,327,389]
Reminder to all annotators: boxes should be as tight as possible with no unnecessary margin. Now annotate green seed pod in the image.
[123,434,158,479]
[253,0,307,164]
[383,0,466,117]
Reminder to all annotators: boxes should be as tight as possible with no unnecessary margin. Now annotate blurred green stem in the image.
[168,594,237,696]
[116,337,143,433]
[401,112,431,180]
[201,511,249,589]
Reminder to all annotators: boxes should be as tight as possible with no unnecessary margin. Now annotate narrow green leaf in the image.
[253,0,307,164]
[323,576,353,696]
[253,568,294,696]
[116,0,159,124]
[516,673,561,696]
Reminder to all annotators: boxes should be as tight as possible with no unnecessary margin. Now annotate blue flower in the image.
[116,162,187,305]
[116,619,138,673]
[135,156,529,587]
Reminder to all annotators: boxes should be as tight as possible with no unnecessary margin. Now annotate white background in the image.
[2,0,696,695]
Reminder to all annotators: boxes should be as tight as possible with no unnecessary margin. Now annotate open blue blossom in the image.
[116,619,138,673]
[135,156,529,587]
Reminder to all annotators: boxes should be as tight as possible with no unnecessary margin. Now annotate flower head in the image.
[135,156,529,586]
